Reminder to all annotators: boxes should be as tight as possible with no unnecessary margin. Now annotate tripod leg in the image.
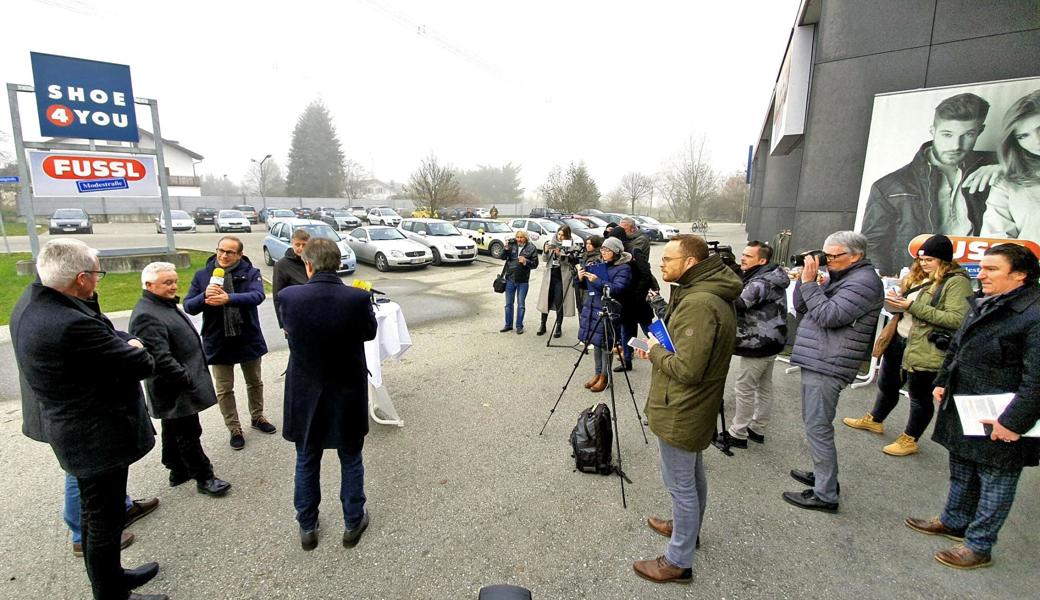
[538,310,606,436]
[607,365,628,509]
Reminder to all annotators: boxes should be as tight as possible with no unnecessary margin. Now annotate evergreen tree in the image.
[285,100,346,198]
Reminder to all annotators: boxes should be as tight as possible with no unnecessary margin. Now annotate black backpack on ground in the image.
[570,403,613,475]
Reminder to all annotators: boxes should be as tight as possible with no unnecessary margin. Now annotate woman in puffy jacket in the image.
[843,234,972,456]
[576,236,631,393]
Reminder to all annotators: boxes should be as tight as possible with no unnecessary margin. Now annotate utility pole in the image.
[252,154,272,209]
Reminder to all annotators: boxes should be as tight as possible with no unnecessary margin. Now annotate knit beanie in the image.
[601,237,625,255]
[917,234,954,262]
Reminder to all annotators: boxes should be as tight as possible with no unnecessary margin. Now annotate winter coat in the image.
[932,284,1040,469]
[644,254,742,453]
[901,267,973,373]
[791,260,884,384]
[11,282,155,478]
[536,245,577,317]
[577,253,632,348]
[11,282,45,443]
[129,290,219,419]
[279,272,378,448]
[183,255,268,365]
[734,263,790,357]
[861,142,995,276]
[501,240,539,283]
[272,247,309,328]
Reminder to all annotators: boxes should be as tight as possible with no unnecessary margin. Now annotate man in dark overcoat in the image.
[12,239,167,600]
[130,262,231,497]
[278,237,378,551]
[906,243,1040,569]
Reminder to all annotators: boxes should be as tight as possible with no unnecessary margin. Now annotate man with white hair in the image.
[784,231,883,512]
[12,239,168,600]
[130,262,231,497]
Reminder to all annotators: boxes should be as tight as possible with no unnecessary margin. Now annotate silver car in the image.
[346,226,432,272]
[215,210,252,233]
[399,218,477,265]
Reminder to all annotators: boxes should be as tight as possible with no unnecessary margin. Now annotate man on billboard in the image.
[861,93,997,275]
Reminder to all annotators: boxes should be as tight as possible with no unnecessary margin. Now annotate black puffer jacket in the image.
[272,247,309,328]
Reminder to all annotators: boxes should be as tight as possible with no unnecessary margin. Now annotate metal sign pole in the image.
[0,209,10,253]
[149,99,176,253]
[7,83,41,258]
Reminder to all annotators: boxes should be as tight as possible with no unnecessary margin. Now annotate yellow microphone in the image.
[209,267,225,287]
[352,279,372,292]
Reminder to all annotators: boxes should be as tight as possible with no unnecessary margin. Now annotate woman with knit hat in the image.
[576,236,632,392]
[843,234,973,456]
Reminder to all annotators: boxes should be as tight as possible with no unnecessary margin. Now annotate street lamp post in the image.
[251,154,272,210]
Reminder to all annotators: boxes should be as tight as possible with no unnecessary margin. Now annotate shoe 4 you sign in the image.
[30,52,139,142]
[27,150,160,197]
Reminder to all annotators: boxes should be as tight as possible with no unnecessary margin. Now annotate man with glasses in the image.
[784,231,883,513]
[12,239,167,600]
[185,236,273,450]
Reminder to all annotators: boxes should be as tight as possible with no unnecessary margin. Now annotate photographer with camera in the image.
[499,230,539,334]
[535,225,577,337]
[576,237,631,393]
[843,235,972,457]
[784,231,883,513]
[574,235,604,316]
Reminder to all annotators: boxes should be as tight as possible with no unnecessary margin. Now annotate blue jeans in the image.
[940,452,1022,555]
[658,440,707,569]
[294,443,366,532]
[504,280,529,329]
[64,472,132,545]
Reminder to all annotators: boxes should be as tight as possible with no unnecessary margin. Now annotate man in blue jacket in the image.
[185,236,272,450]
[786,231,883,512]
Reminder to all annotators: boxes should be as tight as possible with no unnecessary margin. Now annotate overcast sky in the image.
[2,0,800,195]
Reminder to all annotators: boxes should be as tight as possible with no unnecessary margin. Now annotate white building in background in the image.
[48,128,204,196]
[359,178,405,202]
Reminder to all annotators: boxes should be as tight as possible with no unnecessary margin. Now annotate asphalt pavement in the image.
[0,222,1034,599]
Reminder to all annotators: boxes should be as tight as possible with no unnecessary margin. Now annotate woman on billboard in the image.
[981,89,1040,242]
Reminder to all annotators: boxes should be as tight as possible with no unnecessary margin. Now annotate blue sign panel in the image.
[77,178,128,193]
[0,176,19,184]
[30,52,139,142]
[963,263,981,278]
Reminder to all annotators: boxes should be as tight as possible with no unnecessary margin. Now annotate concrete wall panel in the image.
[933,0,1040,43]
[817,0,934,63]
[926,30,1040,87]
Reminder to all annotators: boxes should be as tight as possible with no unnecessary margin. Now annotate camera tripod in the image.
[539,297,648,508]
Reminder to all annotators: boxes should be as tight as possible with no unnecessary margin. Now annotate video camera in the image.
[706,240,740,274]
[548,239,584,265]
[790,250,829,268]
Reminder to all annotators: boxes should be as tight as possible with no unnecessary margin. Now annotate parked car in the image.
[48,208,92,234]
[455,218,528,259]
[214,209,252,233]
[266,209,296,230]
[155,210,197,233]
[509,218,560,247]
[318,208,361,231]
[292,207,314,219]
[345,226,432,272]
[578,208,605,217]
[529,207,563,219]
[232,204,259,223]
[344,206,368,221]
[368,207,402,227]
[633,215,680,242]
[399,218,477,265]
[474,207,490,218]
[436,207,466,221]
[263,218,356,273]
[411,206,434,218]
[551,216,604,241]
[192,207,217,224]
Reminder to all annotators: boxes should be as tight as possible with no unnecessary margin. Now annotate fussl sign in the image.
[28,150,159,197]
[30,52,139,142]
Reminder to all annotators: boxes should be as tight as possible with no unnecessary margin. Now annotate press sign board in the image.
[27,150,160,197]
[30,52,139,142]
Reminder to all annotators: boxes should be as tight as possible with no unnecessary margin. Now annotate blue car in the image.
[262,218,357,274]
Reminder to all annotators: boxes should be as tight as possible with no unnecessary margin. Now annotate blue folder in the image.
[647,319,675,352]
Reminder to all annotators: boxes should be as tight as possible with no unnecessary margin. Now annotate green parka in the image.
[901,266,973,373]
[644,254,742,452]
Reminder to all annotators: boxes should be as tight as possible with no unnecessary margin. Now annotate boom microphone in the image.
[352,279,386,295]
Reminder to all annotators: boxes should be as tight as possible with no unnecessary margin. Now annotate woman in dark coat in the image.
[576,236,632,392]
[130,262,231,497]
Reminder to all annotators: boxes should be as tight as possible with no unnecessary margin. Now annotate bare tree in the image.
[538,166,566,209]
[602,187,628,212]
[406,153,461,215]
[343,159,368,201]
[243,159,285,199]
[619,172,654,214]
[659,136,720,221]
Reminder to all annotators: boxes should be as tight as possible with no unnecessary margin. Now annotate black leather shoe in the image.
[499,326,513,333]
[747,429,765,444]
[168,471,191,487]
[715,432,747,448]
[536,324,547,336]
[129,593,169,600]
[124,562,159,589]
[516,327,524,335]
[612,363,633,372]
[300,524,319,551]
[553,328,562,338]
[342,510,370,548]
[197,478,232,497]
[782,488,838,513]
[790,469,840,493]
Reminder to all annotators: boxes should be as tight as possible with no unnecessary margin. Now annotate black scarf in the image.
[219,262,244,338]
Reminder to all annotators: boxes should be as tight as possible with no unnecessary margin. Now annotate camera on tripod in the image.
[706,240,740,274]
[790,250,829,267]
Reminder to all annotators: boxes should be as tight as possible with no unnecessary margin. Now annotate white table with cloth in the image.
[365,300,411,427]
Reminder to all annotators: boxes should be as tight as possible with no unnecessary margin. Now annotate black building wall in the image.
[746,0,1040,255]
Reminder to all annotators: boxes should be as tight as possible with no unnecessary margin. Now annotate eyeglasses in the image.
[216,248,241,256]
[824,252,848,261]
[82,270,107,280]
[661,256,686,263]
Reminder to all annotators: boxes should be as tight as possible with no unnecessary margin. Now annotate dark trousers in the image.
[940,453,1022,555]
[161,414,214,481]
[870,336,937,439]
[294,441,366,532]
[77,466,130,600]
[620,314,651,362]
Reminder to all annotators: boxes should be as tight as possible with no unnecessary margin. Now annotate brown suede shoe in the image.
[934,545,992,570]
[648,516,673,537]
[72,531,134,557]
[904,516,965,541]
[589,374,608,393]
[633,556,692,584]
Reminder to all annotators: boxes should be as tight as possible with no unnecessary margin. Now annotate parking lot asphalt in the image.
[0,222,1034,599]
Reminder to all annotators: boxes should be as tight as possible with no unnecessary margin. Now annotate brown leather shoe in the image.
[904,516,965,541]
[632,556,692,584]
[584,374,599,389]
[72,531,134,557]
[125,497,160,528]
[590,374,608,393]
[934,545,992,570]
[648,516,673,537]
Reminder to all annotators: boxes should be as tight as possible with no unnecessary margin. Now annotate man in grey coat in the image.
[785,231,883,512]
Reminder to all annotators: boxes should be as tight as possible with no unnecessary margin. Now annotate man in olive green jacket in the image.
[632,235,742,584]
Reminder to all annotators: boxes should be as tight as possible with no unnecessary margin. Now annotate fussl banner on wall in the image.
[28,150,160,198]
